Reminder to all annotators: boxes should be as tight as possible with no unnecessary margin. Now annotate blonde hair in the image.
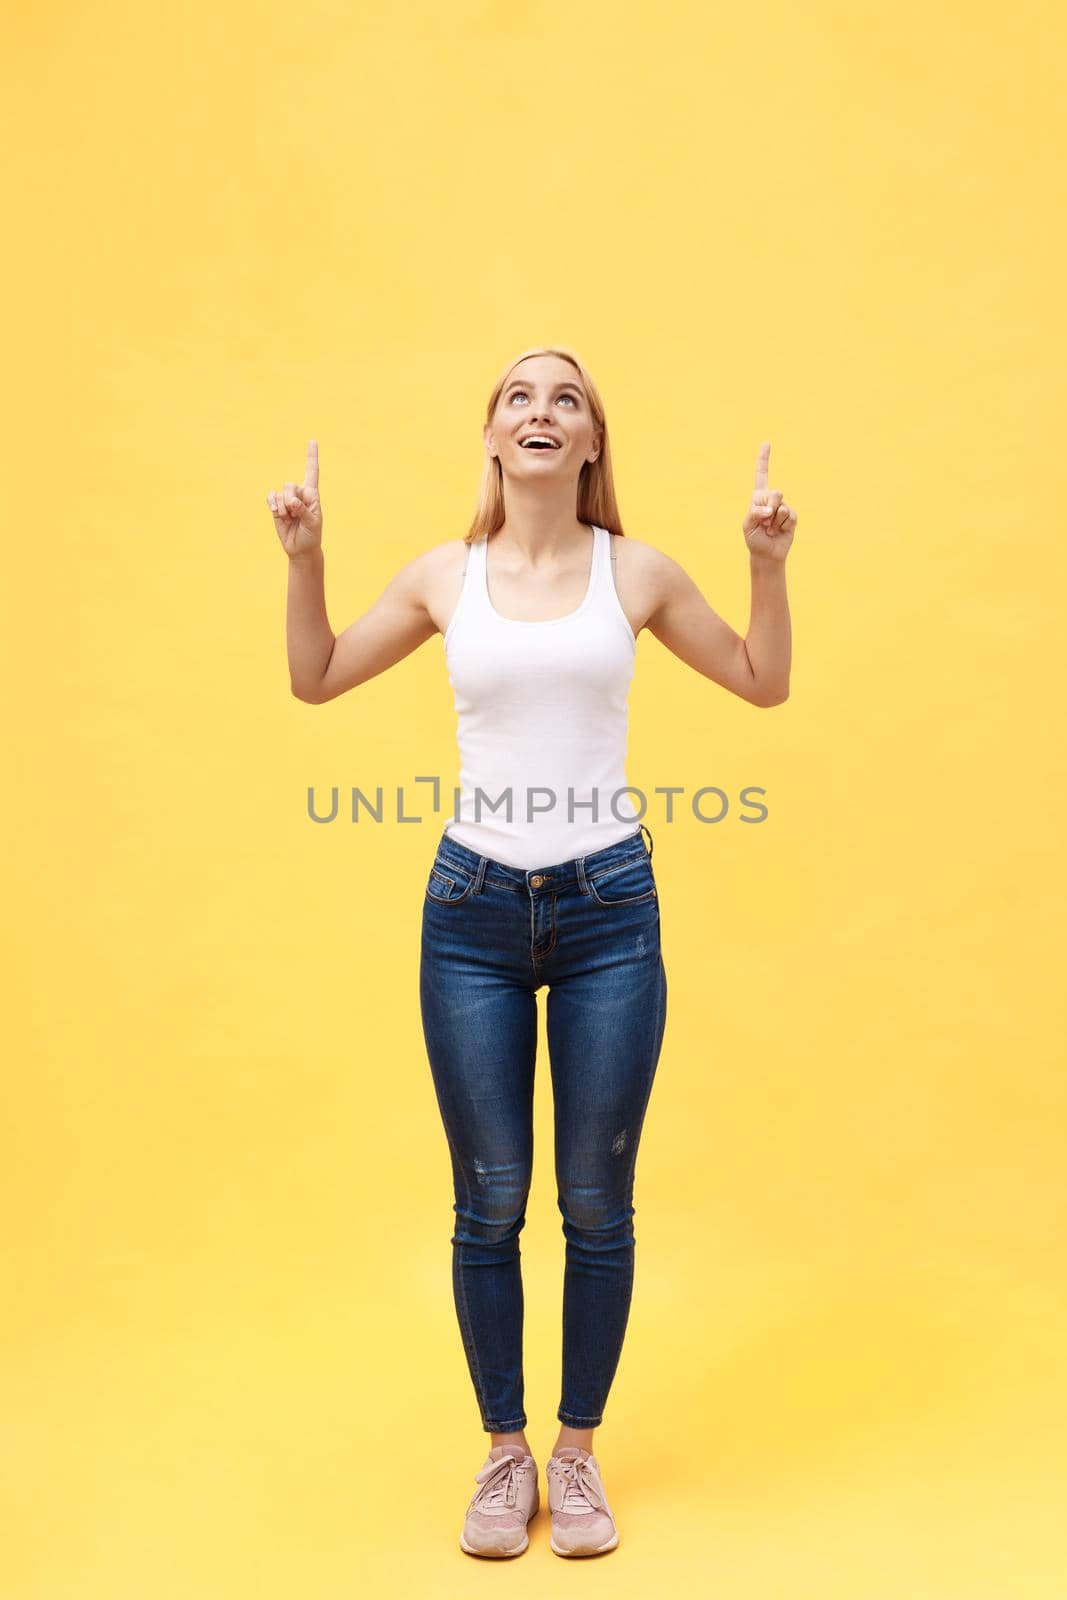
[464,346,626,543]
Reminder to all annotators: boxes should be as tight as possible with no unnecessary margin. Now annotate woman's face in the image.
[485,356,601,482]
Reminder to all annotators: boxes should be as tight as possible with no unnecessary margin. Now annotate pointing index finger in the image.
[304,439,319,490]
[754,440,770,493]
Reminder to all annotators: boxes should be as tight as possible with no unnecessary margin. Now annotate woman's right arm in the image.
[287,545,438,703]
[268,440,439,704]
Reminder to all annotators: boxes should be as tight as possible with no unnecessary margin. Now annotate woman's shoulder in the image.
[417,535,468,562]
[400,536,468,586]
[607,534,681,637]
[610,532,679,591]
[611,531,661,560]
[411,537,471,636]
[615,532,693,585]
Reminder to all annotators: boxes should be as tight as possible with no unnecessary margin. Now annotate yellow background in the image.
[5,1,1065,1594]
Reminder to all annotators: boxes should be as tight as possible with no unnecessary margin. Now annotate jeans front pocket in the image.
[586,852,658,907]
[425,856,476,905]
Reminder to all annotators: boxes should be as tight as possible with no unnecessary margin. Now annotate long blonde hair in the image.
[465,346,626,543]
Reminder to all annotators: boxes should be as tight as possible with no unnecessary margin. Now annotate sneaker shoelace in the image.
[470,1454,523,1511]
[553,1455,608,1513]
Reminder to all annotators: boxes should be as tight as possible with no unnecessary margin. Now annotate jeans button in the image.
[530,874,543,887]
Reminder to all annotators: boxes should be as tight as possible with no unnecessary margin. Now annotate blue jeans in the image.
[419,823,668,1432]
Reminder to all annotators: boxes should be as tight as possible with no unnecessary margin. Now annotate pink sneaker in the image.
[459,1443,540,1558]
[547,1445,619,1556]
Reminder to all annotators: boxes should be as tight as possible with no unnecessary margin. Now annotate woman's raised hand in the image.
[267,440,323,559]
[742,441,797,561]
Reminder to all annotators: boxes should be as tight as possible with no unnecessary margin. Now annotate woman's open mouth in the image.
[519,435,562,450]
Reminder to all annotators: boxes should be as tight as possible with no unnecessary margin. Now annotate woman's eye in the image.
[509,391,578,406]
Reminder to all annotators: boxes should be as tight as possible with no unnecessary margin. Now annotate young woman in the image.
[269,346,795,1559]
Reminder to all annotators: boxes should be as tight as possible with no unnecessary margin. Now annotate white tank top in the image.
[441,523,642,868]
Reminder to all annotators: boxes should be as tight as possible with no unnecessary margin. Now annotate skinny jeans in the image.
[418,822,668,1431]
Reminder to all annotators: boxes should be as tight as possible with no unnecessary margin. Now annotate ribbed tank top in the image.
[441,523,642,868]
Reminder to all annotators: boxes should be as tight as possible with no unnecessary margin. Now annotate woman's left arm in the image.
[644,441,795,708]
